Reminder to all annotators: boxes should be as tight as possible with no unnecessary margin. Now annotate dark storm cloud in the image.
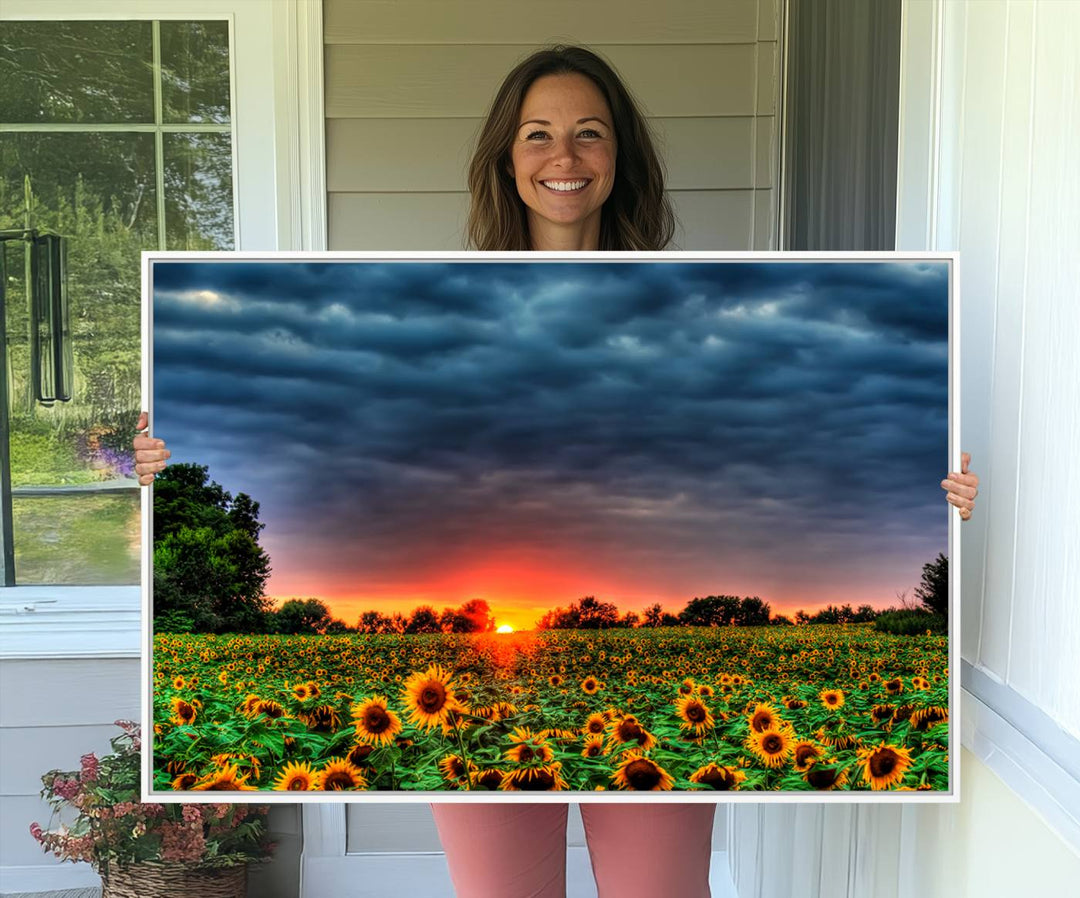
[153,259,949,600]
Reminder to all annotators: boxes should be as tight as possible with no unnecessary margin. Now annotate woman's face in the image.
[509,73,617,248]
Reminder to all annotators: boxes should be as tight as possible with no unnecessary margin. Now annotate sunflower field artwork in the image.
[146,255,956,799]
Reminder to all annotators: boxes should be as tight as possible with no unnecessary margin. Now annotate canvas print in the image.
[146,256,954,798]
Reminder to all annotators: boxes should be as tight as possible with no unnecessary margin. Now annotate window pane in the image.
[164,133,235,249]
[1,131,155,462]
[12,493,140,585]
[0,21,154,124]
[160,20,232,124]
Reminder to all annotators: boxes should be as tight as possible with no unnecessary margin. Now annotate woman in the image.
[135,45,979,898]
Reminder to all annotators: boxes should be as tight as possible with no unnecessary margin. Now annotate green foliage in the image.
[271,598,332,635]
[874,609,947,636]
[153,463,271,633]
[915,552,949,617]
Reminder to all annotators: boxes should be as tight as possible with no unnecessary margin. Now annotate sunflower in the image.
[172,675,186,690]
[783,697,808,710]
[792,740,824,772]
[274,760,317,791]
[346,743,375,768]
[677,678,696,696]
[815,726,861,750]
[884,677,904,694]
[192,764,258,791]
[548,674,564,687]
[856,742,914,790]
[820,689,845,710]
[439,706,474,737]
[470,768,506,790]
[400,664,462,731]
[581,735,606,758]
[606,715,658,751]
[911,676,931,691]
[689,763,746,791]
[299,704,342,732]
[500,762,568,791]
[675,695,715,735]
[291,683,310,701]
[611,753,675,791]
[745,727,794,768]
[580,676,603,695]
[697,684,715,698]
[803,760,849,790]
[253,699,285,719]
[582,712,608,736]
[438,753,479,787]
[171,772,199,790]
[504,727,555,765]
[911,706,949,731]
[870,704,895,725]
[169,697,201,727]
[315,757,368,791]
[351,696,403,746]
[748,702,783,734]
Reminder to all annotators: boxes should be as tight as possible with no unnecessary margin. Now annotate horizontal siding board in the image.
[325,44,758,119]
[324,0,760,45]
[0,724,121,795]
[3,795,69,867]
[669,189,755,250]
[346,804,443,853]
[328,192,469,250]
[0,660,139,728]
[326,117,758,193]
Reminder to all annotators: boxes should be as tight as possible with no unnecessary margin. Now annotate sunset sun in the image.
[496,623,514,634]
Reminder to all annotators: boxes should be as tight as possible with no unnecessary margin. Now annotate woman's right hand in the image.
[133,411,170,486]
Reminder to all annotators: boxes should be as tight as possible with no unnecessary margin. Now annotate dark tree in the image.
[575,596,619,629]
[620,610,640,629]
[152,463,272,633]
[914,552,949,617]
[643,603,664,627]
[406,605,442,634]
[272,598,331,635]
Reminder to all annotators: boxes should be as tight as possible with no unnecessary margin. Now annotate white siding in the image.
[324,0,782,251]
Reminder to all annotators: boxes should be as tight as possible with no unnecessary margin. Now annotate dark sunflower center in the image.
[807,766,839,788]
[795,745,818,765]
[364,707,390,732]
[625,760,661,789]
[518,769,556,790]
[870,751,898,777]
[323,771,354,790]
[420,683,446,712]
[288,777,307,790]
[700,768,735,790]
[751,713,772,732]
[686,704,707,722]
[763,734,784,753]
[518,745,535,762]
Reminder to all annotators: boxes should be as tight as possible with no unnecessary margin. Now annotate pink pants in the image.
[430,802,716,898]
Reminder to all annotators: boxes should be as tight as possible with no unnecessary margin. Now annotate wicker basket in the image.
[100,861,247,898]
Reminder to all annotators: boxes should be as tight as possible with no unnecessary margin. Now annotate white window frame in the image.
[0,0,326,661]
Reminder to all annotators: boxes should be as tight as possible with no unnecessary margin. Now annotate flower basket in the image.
[101,861,247,898]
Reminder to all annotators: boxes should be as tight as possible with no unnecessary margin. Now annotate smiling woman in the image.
[466,45,674,252]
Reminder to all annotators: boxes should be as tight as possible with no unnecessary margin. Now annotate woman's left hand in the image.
[941,451,979,521]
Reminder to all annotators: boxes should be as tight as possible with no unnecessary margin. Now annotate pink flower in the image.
[52,777,80,801]
[29,822,43,842]
[181,805,203,824]
[80,753,100,782]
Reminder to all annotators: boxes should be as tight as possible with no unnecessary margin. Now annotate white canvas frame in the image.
[140,249,961,805]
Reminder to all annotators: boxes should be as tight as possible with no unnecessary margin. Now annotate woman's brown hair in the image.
[466,45,676,251]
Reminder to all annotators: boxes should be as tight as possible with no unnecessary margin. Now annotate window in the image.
[1,18,235,585]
